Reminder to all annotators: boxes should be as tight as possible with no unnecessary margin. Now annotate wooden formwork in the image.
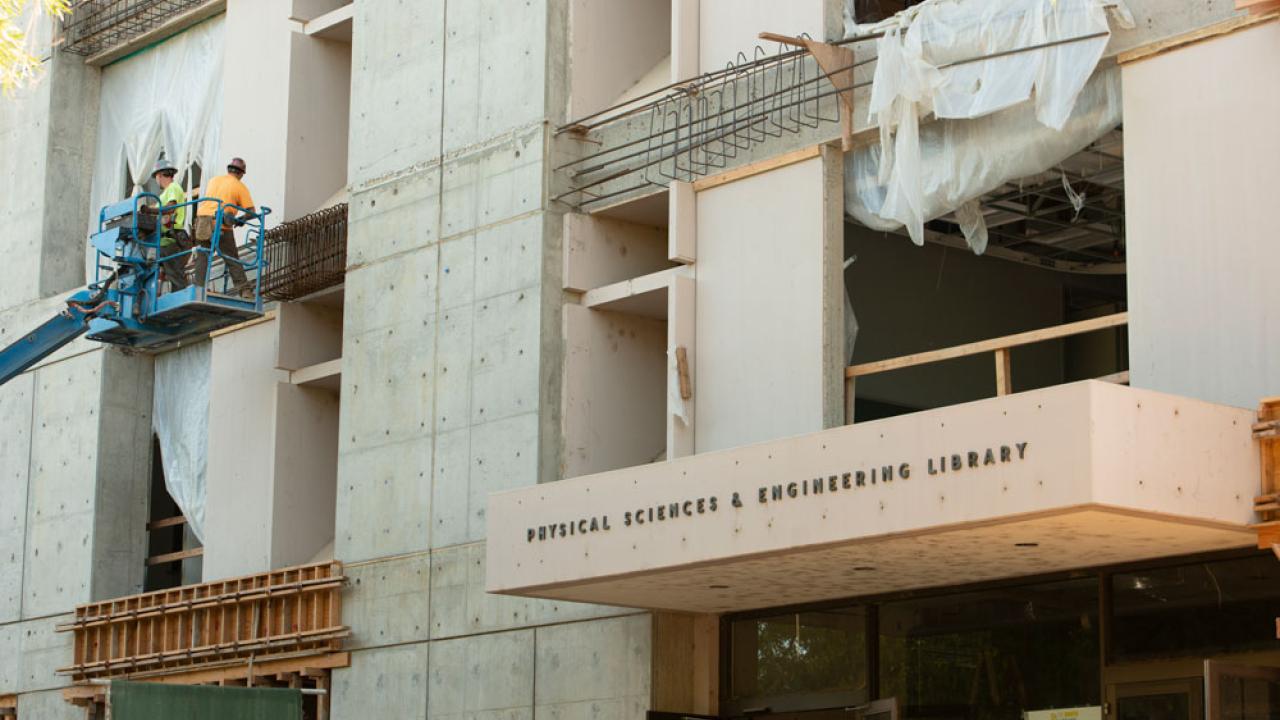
[57,561,347,681]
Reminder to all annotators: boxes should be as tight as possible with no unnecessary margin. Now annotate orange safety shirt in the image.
[196,173,255,220]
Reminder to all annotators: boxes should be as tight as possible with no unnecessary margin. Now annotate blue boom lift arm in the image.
[0,276,118,387]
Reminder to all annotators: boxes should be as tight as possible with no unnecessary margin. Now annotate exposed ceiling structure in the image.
[912,130,1127,273]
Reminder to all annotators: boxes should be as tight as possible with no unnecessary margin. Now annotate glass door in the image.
[1203,662,1280,720]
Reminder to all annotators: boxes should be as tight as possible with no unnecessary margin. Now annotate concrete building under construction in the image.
[1,0,1279,717]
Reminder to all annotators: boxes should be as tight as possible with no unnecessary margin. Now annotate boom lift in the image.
[0,194,272,387]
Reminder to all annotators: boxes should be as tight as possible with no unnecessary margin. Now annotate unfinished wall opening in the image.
[845,132,1128,421]
[568,0,672,120]
[144,435,203,591]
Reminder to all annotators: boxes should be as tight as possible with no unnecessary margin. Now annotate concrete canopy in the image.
[487,381,1259,613]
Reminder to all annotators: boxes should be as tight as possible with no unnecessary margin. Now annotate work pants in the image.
[193,215,248,290]
[159,229,192,291]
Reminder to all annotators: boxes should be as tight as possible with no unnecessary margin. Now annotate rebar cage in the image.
[61,0,210,57]
[259,203,348,302]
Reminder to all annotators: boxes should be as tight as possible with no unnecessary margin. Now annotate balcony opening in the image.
[844,131,1128,421]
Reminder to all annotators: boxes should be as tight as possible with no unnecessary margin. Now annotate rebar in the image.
[259,203,348,301]
[61,0,209,57]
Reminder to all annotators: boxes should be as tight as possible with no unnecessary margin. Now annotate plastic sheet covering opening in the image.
[86,15,225,282]
[152,341,211,542]
[844,0,1132,252]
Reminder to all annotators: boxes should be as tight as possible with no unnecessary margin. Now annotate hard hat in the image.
[152,157,178,177]
[227,157,247,174]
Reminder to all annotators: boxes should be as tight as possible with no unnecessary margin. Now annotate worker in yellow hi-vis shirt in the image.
[193,157,257,293]
[153,158,191,291]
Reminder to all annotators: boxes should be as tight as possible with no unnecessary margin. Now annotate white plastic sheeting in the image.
[843,0,1132,252]
[86,16,225,278]
[152,341,212,542]
[846,66,1122,253]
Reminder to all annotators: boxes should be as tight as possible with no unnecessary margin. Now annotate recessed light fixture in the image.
[1015,542,1040,548]
[709,584,730,590]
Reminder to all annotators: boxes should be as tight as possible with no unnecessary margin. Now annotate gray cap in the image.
[152,157,177,177]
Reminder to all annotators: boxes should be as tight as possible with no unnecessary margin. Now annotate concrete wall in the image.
[0,14,99,312]
[568,0,671,118]
[694,155,843,452]
[330,1,662,718]
[697,0,830,73]
[0,343,152,704]
[1123,21,1280,410]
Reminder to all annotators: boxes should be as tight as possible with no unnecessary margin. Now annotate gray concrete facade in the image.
[331,1,652,718]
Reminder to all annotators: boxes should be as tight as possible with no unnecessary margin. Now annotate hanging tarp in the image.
[152,341,211,542]
[843,0,1132,252]
[109,681,302,720]
[86,15,225,280]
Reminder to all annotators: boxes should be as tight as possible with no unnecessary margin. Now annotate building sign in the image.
[485,383,1258,610]
[526,442,1030,544]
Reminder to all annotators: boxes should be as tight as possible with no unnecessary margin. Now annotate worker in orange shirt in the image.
[193,157,257,293]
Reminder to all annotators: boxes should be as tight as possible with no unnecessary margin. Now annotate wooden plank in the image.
[317,672,332,720]
[848,312,1128,378]
[1118,11,1280,65]
[691,145,821,193]
[759,31,806,47]
[1259,400,1280,521]
[61,653,350,701]
[146,547,205,567]
[844,375,856,426]
[146,515,188,531]
[1255,521,1280,549]
[675,346,692,400]
[994,348,1013,397]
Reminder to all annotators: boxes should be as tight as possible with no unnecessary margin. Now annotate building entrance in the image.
[723,551,1280,720]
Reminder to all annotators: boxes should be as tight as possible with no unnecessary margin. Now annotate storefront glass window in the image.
[730,607,869,708]
[1112,555,1280,661]
[878,577,1100,720]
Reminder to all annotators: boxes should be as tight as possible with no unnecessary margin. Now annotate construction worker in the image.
[152,158,191,291]
[193,156,256,294]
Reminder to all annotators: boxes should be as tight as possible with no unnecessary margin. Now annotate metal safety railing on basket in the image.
[91,194,270,312]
